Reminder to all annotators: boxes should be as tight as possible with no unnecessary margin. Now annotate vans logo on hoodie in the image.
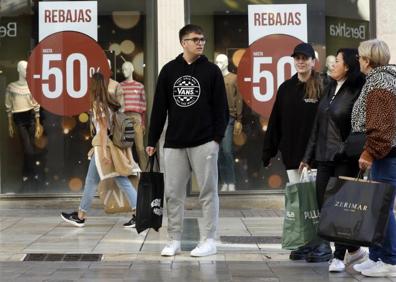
[173,75,201,107]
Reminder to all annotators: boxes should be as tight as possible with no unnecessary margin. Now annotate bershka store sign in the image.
[38,1,97,41]
[27,1,110,116]
[238,4,308,118]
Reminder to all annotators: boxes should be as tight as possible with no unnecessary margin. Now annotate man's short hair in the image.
[179,24,204,42]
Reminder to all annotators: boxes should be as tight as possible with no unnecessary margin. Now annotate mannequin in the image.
[215,54,243,192]
[120,61,147,168]
[5,60,43,182]
[321,55,336,89]
[107,59,124,109]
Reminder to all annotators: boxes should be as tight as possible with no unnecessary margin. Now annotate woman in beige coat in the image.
[61,72,139,228]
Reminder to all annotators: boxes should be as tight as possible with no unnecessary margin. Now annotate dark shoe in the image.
[123,215,136,228]
[305,242,333,262]
[289,245,313,260]
[61,212,85,227]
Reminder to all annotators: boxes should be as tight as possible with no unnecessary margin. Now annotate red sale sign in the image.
[237,34,302,118]
[27,31,110,116]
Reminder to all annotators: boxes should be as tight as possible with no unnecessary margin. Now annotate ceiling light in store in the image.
[112,11,140,29]
[109,43,121,56]
[132,52,144,77]
[232,49,245,67]
[78,113,89,123]
[120,40,136,55]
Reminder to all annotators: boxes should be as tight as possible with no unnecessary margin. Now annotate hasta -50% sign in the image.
[27,31,110,116]
[237,34,302,118]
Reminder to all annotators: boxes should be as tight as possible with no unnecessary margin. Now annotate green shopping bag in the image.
[281,169,319,250]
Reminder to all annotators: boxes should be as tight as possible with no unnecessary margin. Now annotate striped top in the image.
[120,80,146,121]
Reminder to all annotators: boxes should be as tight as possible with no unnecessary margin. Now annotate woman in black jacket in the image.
[301,48,366,271]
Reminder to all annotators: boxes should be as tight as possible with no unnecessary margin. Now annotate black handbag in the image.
[318,176,395,247]
[344,132,366,158]
[135,154,164,233]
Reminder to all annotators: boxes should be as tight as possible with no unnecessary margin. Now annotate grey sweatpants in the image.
[164,141,219,241]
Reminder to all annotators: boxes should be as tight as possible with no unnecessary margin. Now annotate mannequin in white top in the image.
[6,60,43,138]
[107,59,124,110]
[120,61,147,167]
[5,60,43,181]
[215,54,243,192]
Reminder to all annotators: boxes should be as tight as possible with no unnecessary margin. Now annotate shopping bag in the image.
[318,176,395,247]
[281,168,319,250]
[135,154,164,233]
[98,175,139,214]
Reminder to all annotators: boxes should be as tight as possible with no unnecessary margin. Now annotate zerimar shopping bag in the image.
[135,154,164,233]
[282,168,319,250]
[318,176,394,247]
[98,175,139,214]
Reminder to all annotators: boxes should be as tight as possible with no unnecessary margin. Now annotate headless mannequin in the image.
[6,61,43,138]
[322,55,336,88]
[5,60,43,182]
[107,59,124,109]
[215,54,243,192]
[120,61,147,168]
[325,55,336,76]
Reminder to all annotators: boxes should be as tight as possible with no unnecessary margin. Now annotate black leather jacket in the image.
[303,76,365,163]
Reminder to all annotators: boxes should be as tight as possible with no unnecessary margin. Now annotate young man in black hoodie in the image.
[146,24,228,257]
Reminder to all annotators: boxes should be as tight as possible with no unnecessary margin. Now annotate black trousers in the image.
[316,160,360,260]
[13,111,37,179]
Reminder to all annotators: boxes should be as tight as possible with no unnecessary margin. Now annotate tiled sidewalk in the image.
[0,199,394,282]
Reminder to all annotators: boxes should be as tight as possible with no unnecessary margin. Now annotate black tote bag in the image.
[135,154,164,233]
[318,176,395,247]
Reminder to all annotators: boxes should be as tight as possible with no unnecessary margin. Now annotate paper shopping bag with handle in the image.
[135,154,164,233]
[282,168,319,250]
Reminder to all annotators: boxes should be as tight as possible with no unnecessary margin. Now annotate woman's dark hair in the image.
[336,48,362,84]
[90,72,120,126]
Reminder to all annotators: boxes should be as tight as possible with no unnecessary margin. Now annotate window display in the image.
[0,0,155,195]
[188,0,373,192]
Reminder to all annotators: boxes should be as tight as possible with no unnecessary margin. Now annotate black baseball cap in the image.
[291,43,315,59]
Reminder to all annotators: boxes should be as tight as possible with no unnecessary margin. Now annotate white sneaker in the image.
[228,184,235,191]
[362,260,396,277]
[190,239,217,257]
[353,258,377,273]
[329,258,345,272]
[345,248,367,266]
[160,240,181,256]
[220,184,228,192]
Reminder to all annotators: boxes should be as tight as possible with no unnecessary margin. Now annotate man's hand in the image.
[233,121,242,135]
[146,146,156,156]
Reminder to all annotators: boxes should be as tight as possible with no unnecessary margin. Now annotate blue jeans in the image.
[218,117,236,185]
[79,154,137,213]
[369,156,396,265]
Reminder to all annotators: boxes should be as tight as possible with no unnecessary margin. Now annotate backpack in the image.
[111,111,135,149]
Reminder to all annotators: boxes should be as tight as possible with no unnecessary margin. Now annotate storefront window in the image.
[0,0,155,195]
[187,0,373,192]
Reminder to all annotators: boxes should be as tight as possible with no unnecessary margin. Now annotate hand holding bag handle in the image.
[145,153,160,173]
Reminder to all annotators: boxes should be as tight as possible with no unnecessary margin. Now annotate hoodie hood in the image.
[175,54,209,76]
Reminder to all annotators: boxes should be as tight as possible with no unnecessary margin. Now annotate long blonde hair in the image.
[89,72,120,126]
[304,70,322,100]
